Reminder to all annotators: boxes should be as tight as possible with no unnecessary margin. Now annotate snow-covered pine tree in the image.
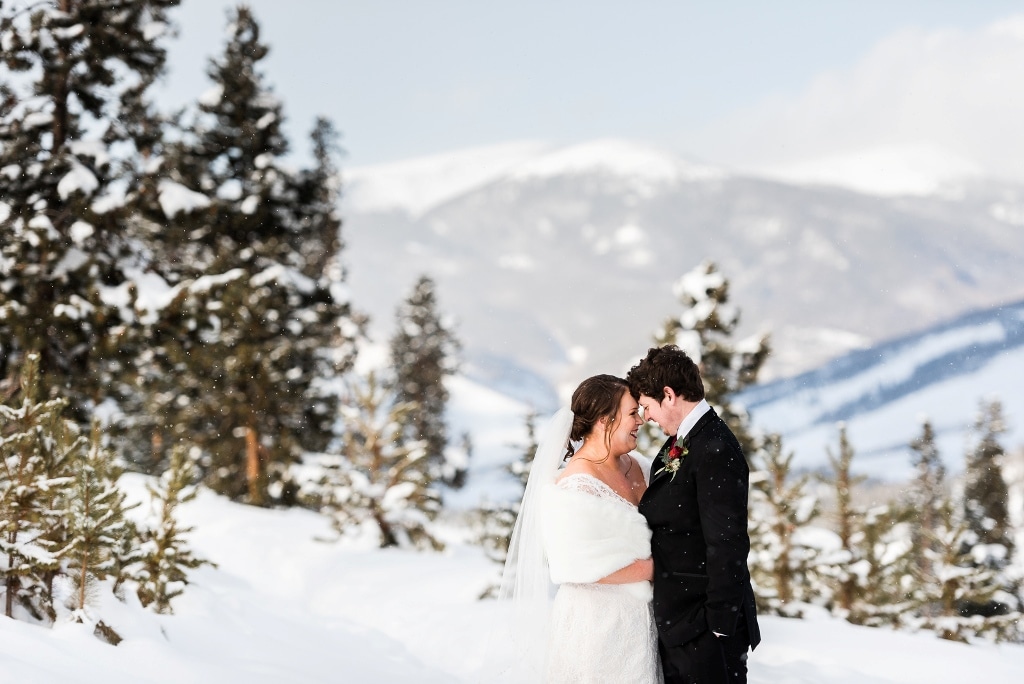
[747,433,823,617]
[316,372,443,550]
[0,353,80,621]
[905,419,947,599]
[845,503,915,628]
[134,444,209,614]
[143,6,359,504]
[390,275,461,486]
[818,423,865,615]
[912,495,1021,642]
[957,398,1019,625]
[64,421,136,614]
[0,0,180,425]
[653,261,769,456]
[818,424,913,627]
[963,399,1014,560]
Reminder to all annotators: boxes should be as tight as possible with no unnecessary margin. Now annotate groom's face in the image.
[638,392,676,437]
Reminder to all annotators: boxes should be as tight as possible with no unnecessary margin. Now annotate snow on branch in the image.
[157,180,211,218]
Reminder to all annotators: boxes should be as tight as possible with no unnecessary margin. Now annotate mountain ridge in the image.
[342,138,1024,404]
[742,297,1024,477]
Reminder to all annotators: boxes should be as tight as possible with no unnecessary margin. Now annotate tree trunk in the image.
[245,423,263,505]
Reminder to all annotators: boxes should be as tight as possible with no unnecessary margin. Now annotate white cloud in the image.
[707,15,1024,187]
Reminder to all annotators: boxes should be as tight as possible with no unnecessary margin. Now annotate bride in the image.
[498,374,661,683]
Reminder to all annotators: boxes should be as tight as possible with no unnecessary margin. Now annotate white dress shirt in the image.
[676,399,711,442]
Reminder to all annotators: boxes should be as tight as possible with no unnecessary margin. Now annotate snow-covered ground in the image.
[2,374,1022,682]
[2,474,1023,683]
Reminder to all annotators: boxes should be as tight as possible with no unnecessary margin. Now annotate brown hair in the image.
[564,374,629,461]
[626,345,705,403]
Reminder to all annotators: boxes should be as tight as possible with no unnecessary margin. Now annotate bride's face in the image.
[606,391,643,455]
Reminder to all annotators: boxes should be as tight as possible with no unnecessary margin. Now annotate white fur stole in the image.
[540,483,652,601]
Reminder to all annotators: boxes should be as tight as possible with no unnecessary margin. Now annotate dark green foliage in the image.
[0,0,180,426]
[963,399,1013,555]
[390,275,460,481]
[139,6,360,503]
[957,399,1019,627]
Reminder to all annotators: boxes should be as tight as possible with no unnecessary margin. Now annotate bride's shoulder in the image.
[555,455,591,481]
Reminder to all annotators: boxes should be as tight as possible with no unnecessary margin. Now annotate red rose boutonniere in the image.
[655,440,688,481]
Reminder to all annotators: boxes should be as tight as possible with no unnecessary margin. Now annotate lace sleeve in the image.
[557,473,617,500]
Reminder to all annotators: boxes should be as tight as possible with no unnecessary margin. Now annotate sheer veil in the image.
[492,407,573,682]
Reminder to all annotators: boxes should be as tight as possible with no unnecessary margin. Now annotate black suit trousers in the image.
[660,615,751,684]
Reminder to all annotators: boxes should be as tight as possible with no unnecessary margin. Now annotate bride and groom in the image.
[500,345,760,683]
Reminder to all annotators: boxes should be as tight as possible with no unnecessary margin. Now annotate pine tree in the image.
[963,399,1013,557]
[653,261,769,455]
[390,275,461,484]
[818,424,865,615]
[905,419,947,594]
[845,503,915,628]
[134,444,209,614]
[747,433,823,617]
[0,1,181,426]
[957,399,1018,625]
[818,425,914,627]
[912,496,1021,642]
[0,353,80,620]
[141,6,360,504]
[314,372,443,550]
[64,421,136,613]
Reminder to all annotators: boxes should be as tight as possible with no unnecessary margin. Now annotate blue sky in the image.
[160,1,1024,180]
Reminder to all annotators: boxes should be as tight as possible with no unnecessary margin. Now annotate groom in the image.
[627,345,760,684]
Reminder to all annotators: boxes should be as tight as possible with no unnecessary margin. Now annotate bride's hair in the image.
[564,374,629,460]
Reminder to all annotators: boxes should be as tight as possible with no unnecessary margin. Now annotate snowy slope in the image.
[742,298,1024,478]
[2,467,1023,683]
[751,142,985,197]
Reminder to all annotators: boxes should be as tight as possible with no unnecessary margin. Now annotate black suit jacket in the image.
[639,408,760,651]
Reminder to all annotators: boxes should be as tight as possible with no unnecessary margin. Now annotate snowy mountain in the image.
[741,297,1024,479]
[341,139,1024,405]
[750,142,986,198]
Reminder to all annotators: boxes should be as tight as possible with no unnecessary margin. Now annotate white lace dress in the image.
[540,473,662,683]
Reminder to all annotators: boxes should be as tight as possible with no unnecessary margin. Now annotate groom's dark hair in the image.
[626,345,705,403]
